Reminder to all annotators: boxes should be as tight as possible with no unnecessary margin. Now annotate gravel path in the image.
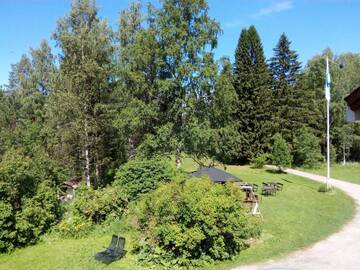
[231,168,360,270]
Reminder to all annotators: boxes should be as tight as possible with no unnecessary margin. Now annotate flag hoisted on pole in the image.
[325,57,331,188]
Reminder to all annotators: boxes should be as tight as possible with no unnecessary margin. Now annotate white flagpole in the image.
[326,92,330,188]
[325,57,331,188]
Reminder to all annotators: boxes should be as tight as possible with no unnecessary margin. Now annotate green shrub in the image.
[293,127,323,168]
[55,214,93,239]
[16,181,62,246]
[250,153,268,169]
[72,184,127,224]
[134,178,261,268]
[0,148,65,252]
[271,133,292,170]
[0,202,15,252]
[114,158,175,201]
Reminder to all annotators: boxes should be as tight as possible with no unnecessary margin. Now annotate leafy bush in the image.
[0,148,64,252]
[114,158,175,201]
[0,202,15,252]
[293,127,323,168]
[250,153,268,169]
[271,133,292,170]
[16,181,62,246]
[55,214,93,239]
[134,178,261,268]
[72,184,127,224]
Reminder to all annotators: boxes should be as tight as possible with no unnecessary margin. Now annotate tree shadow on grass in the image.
[265,169,319,192]
[265,168,287,175]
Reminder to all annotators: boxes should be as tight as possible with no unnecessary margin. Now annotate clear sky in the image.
[1,0,360,86]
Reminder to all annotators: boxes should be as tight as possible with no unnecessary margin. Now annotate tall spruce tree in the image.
[270,33,313,143]
[233,26,273,162]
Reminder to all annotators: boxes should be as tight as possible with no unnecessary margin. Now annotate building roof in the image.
[191,167,241,183]
[62,176,82,189]
[345,86,360,111]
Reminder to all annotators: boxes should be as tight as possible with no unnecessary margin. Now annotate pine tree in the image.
[233,26,273,162]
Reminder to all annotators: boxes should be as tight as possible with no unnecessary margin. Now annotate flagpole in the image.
[325,57,331,189]
[326,94,330,188]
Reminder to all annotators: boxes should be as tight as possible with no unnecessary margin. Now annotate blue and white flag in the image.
[325,57,331,101]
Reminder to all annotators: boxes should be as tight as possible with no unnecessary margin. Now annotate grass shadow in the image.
[263,171,319,192]
[265,168,287,175]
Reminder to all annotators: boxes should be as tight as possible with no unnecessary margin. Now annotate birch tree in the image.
[52,0,114,187]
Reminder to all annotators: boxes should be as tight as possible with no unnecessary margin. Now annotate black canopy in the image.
[191,167,240,183]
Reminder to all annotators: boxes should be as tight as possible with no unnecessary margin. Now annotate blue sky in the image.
[1,0,360,86]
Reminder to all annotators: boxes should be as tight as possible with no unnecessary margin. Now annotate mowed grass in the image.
[303,162,360,185]
[0,163,355,270]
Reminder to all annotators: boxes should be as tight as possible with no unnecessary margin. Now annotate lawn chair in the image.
[95,235,126,264]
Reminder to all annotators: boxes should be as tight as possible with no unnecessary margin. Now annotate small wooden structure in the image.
[345,86,360,122]
[60,176,82,201]
[239,183,261,215]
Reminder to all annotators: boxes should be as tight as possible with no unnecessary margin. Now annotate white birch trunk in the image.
[84,119,91,188]
[176,149,181,169]
[128,137,135,159]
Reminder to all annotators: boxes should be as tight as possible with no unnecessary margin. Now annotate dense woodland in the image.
[1,0,360,261]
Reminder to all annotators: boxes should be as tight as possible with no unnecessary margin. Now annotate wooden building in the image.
[345,86,360,122]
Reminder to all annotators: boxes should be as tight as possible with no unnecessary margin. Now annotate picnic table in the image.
[261,182,284,196]
[239,182,258,192]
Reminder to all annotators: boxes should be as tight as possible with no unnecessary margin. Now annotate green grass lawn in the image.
[302,162,360,185]
[0,163,355,270]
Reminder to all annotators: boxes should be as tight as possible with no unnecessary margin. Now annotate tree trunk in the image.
[176,149,181,169]
[84,119,91,187]
[128,137,135,159]
[343,146,346,165]
[95,162,101,187]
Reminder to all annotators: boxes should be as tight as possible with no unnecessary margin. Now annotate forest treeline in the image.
[1,0,360,190]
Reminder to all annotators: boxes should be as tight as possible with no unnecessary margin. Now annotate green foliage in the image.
[72,185,127,224]
[55,214,93,239]
[233,26,273,162]
[271,133,292,170]
[0,148,64,252]
[0,202,15,252]
[55,184,127,238]
[51,0,116,186]
[134,178,261,268]
[303,49,360,162]
[250,153,269,169]
[15,181,61,246]
[293,127,323,168]
[270,33,314,143]
[114,159,175,201]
